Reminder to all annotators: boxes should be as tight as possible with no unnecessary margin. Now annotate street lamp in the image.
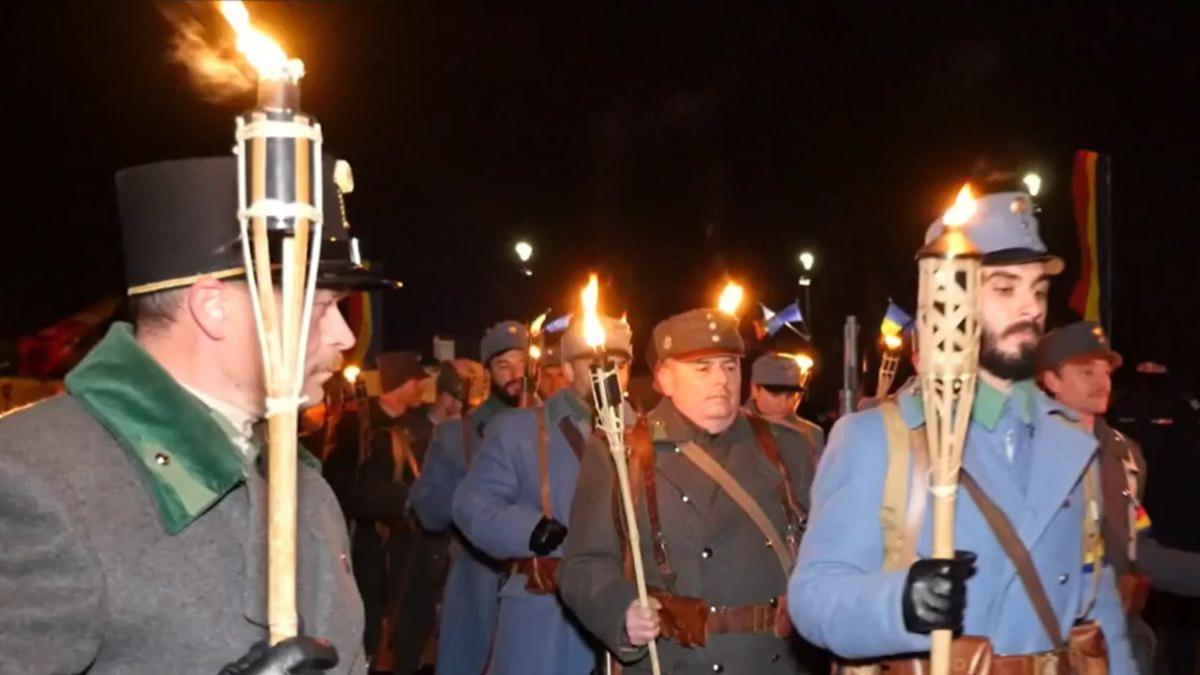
[1022,172,1042,197]
[515,240,534,263]
[798,250,815,329]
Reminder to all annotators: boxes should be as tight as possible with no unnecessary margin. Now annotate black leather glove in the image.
[902,551,976,634]
[219,636,339,675]
[528,516,568,556]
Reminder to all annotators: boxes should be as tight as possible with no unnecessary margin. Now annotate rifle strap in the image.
[537,406,552,517]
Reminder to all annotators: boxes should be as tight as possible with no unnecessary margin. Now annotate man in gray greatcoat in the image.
[0,156,391,674]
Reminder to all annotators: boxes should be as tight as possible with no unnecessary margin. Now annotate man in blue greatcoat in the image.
[789,190,1136,673]
[452,314,633,675]
[409,320,528,675]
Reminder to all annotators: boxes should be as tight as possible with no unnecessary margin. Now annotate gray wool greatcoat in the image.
[0,324,366,675]
[557,399,820,675]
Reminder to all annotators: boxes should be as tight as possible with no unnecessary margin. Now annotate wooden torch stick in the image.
[917,187,982,675]
[876,350,901,398]
[594,373,662,675]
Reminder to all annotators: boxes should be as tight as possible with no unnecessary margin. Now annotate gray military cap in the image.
[652,308,744,362]
[1036,321,1122,372]
[561,315,633,363]
[751,353,805,390]
[481,320,530,363]
[924,191,1064,274]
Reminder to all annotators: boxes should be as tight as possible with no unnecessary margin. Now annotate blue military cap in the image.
[481,320,530,363]
[924,191,1064,275]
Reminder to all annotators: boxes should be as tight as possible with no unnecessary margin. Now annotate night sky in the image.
[5,1,1198,406]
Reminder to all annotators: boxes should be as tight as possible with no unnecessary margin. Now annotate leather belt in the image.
[513,556,560,594]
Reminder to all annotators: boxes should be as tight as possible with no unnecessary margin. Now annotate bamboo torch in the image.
[917,184,982,675]
[876,333,904,398]
[222,1,324,645]
[580,274,661,675]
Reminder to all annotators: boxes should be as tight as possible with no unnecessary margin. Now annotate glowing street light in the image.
[1022,172,1042,197]
[515,240,534,263]
[799,250,815,272]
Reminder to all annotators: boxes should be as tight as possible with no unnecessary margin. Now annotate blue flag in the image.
[761,302,803,337]
[544,313,572,334]
[881,301,912,336]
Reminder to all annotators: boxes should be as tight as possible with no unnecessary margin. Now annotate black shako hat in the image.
[115,155,399,296]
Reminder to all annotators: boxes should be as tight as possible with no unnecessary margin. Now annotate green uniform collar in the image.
[65,323,246,535]
[896,377,1039,431]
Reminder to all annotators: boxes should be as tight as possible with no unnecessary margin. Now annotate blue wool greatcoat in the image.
[452,389,599,675]
[410,396,512,675]
[789,381,1136,673]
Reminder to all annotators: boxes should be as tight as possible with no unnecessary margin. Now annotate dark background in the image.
[4,1,1198,410]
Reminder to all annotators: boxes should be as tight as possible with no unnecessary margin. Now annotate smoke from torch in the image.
[163,1,300,103]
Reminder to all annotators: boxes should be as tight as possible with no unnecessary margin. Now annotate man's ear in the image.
[1039,369,1062,397]
[186,277,230,341]
[656,360,675,398]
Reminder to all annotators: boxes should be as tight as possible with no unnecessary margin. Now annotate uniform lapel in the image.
[1017,395,1097,546]
[960,427,1027,535]
[646,402,718,526]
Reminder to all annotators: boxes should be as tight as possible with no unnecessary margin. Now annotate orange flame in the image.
[529,311,548,336]
[217,1,302,80]
[529,344,543,361]
[581,274,605,348]
[717,280,744,316]
[883,334,903,351]
[942,184,976,227]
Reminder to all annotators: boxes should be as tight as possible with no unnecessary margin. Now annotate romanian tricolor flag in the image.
[1069,150,1112,328]
[1134,504,1152,535]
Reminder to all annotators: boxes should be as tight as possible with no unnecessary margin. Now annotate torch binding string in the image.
[929,484,959,498]
[240,200,323,224]
[266,395,309,417]
[236,120,324,143]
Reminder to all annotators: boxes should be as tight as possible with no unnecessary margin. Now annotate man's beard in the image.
[980,321,1042,381]
[490,379,523,407]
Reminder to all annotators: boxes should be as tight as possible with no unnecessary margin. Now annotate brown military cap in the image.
[1036,321,1123,372]
[751,353,805,390]
[651,308,744,363]
[377,351,431,392]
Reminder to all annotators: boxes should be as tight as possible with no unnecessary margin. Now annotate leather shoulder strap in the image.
[536,406,552,518]
[558,416,587,462]
[627,420,675,586]
[746,414,806,552]
[961,470,1065,648]
[677,440,795,575]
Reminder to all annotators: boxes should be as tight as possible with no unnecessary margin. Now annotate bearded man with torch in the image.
[789,187,1136,674]
[559,289,819,674]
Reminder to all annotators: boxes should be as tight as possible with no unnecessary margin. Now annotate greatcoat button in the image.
[712,665,724,673]
[701,547,713,559]
[681,494,691,503]
[771,653,782,662]
[154,453,170,466]
[1059,573,1070,585]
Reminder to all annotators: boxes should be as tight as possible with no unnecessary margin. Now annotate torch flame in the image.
[217,1,301,80]
[942,184,976,228]
[794,353,815,373]
[717,281,745,316]
[883,334,904,351]
[529,311,549,336]
[343,364,361,384]
[529,344,543,361]
[581,274,606,348]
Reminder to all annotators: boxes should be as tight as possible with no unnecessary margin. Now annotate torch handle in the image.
[607,437,662,675]
[267,408,300,644]
[929,477,958,675]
